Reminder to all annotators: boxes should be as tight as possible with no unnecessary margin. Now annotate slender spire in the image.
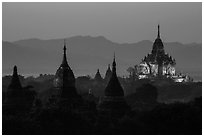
[104,52,124,97]
[61,39,68,67]
[112,52,116,73]
[63,39,67,55]
[157,24,160,38]
[13,65,18,77]
[8,65,22,89]
[105,64,112,81]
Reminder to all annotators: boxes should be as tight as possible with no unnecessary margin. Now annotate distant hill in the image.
[2,36,202,81]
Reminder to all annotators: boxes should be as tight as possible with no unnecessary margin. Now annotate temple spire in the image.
[104,52,124,97]
[104,64,112,82]
[8,65,22,89]
[112,52,116,73]
[13,65,18,77]
[63,39,67,55]
[157,24,160,38]
[61,39,68,67]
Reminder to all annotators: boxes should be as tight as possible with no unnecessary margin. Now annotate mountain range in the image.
[2,36,202,81]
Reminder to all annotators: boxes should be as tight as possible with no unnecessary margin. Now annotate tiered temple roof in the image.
[142,25,176,66]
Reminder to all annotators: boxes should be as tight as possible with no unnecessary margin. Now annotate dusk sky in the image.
[3,2,202,44]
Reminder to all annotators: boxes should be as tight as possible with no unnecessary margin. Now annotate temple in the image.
[138,25,176,79]
[53,40,79,106]
[4,66,35,112]
[98,54,129,118]
[5,66,23,106]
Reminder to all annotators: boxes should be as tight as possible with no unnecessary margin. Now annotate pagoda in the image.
[4,66,35,112]
[98,54,129,118]
[139,25,176,79]
[53,40,80,106]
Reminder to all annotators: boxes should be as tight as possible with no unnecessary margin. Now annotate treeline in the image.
[3,96,201,135]
[2,75,202,134]
[3,75,202,104]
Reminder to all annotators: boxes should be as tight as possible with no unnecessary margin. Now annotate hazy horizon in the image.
[2,35,203,45]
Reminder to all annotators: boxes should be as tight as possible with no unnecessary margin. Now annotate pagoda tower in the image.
[4,66,35,112]
[53,40,79,104]
[139,25,176,77]
[152,24,165,76]
[7,66,22,92]
[98,54,129,118]
[5,66,23,105]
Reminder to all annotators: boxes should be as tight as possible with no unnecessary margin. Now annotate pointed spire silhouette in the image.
[105,53,124,96]
[61,39,69,67]
[157,24,160,38]
[94,68,103,81]
[8,65,22,90]
[13,65,18,77]
[54,40,78,100]
[112,52,116,73]
[99,53,129,118]
[105,64,112,81]
[63,39,66,53]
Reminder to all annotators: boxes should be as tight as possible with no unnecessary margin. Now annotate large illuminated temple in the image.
[138,25,191,82]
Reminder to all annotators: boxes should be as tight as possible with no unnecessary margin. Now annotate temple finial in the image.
[157,24,160,38]
[61,40,68,66]
[63,39,66,52]
[112,52,116,72]
[13,65,18,76]
[114,52,116,62]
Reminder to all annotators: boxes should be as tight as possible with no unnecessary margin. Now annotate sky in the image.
[2,2,202,44]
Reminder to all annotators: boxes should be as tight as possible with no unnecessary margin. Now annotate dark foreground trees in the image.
[116,97,202,135]
[2,96,201,135]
